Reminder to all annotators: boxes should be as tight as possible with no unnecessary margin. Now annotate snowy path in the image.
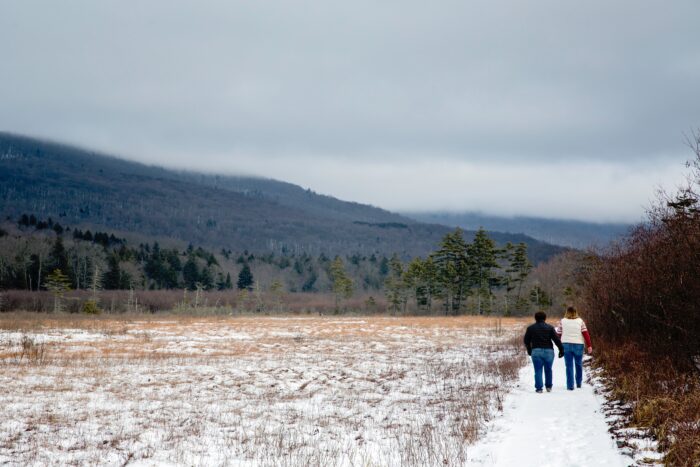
[467,354,632,467]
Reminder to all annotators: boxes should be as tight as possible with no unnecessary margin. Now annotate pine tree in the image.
[431,228,471,314]
[469,228,498,314]
[183,255,200,290]
[103,253,131,290]
[329,256,353,311]
[269,279,285,312]
[199,266,214,290]
[89,264,102,304]
[46,269,71,312]
[216,272,233,290]
[237,264,254,290]
[498,242,518,316]
[384,255,407,313]
[529,285,551,310]
[511,242,533,312]
[404,257,437,311]
[379,256,390,276]
[49,236,71,283]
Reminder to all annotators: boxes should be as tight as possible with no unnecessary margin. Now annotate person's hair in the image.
[534,311,547,322]
[565,306,579,319]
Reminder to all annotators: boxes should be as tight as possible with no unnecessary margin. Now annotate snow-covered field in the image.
[0,316,527,466]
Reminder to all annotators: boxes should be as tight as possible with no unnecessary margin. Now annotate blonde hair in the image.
[564,306,579,319]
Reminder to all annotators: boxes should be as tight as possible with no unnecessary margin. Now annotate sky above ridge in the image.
[1,0,699,222]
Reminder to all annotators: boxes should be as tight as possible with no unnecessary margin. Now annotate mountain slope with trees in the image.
[0,132,564,262]
[406,211,631,249]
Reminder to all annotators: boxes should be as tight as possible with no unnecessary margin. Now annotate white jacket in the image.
[557,318,590,345]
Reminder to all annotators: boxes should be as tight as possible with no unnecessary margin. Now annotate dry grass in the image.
[0,314,528,466]
[0,289,391,314]
[593,340,700,466]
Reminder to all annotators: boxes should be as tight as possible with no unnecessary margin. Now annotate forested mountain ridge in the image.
[406,211,631,249]
[0,132,565,262]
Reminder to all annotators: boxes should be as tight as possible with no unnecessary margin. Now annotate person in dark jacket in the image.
[524,311,564,393]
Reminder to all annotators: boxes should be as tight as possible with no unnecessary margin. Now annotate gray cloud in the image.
[1,0,699,221]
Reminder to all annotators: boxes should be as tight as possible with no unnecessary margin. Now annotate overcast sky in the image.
[2,1,699,222]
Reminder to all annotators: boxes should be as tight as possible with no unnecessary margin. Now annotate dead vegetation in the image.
[581,131,700,466]
[0,314,527,466]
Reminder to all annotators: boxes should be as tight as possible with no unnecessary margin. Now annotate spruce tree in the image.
[183,255,200,290]
[404,257,429,311]
[511,242,532,311]
[49,236,71,281]
[378,256,390,276]
[103,254,124,289]
[46,269,71,312]
[329,256,353,311]
[498,242,518,316]
[199,266,214,290]
[431,228,471,314]
[469,228,498,314]
[384,254,407,313]
[237,264,254,290]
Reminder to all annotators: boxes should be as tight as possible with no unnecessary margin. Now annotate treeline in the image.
[580,132,700,465]
[0,214,416,296]
[376,228,541,315]
[18,213,66,235]
[2,214,234,292]
[1,132,567,260]
[1,214,548,316]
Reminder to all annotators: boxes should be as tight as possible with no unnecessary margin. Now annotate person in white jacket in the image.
[556,306,593,390]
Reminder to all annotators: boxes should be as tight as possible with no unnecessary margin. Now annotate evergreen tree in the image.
[217,272,233,290]
[45,269,71,312]
[182,255,200,290]
[511,242,533,311]
[404,257,429,310]
[469,228,499,314]
[379,256,390,276]
[384,255,408,313]
[237,264,254,290]
[498,242,518,316]
[329,256,353,311]
[89,264,102,304]
[301,270,317,292]
[103,253,131,289]
[529,285,551,310]
[199,266,214,290]
[431,228,471,314]
[401,256,440,312]
[49,236,72,285]
[293,259,304,275]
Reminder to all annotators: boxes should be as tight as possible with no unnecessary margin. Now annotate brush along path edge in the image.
[467,353,646,466]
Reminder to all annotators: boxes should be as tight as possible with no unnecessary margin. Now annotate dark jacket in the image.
[524,321,564,355]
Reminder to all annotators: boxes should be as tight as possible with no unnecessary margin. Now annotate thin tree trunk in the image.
[37,255,42,291]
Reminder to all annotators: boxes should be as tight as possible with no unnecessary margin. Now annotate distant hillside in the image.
[0,133,565,263]
[406,211,631,249]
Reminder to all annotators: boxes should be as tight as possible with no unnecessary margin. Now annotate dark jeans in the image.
[531,348,554,390]
[563,343,584,389]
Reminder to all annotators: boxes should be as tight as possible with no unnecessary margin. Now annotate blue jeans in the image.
[563,343,584,389]
[531,348,554,390]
